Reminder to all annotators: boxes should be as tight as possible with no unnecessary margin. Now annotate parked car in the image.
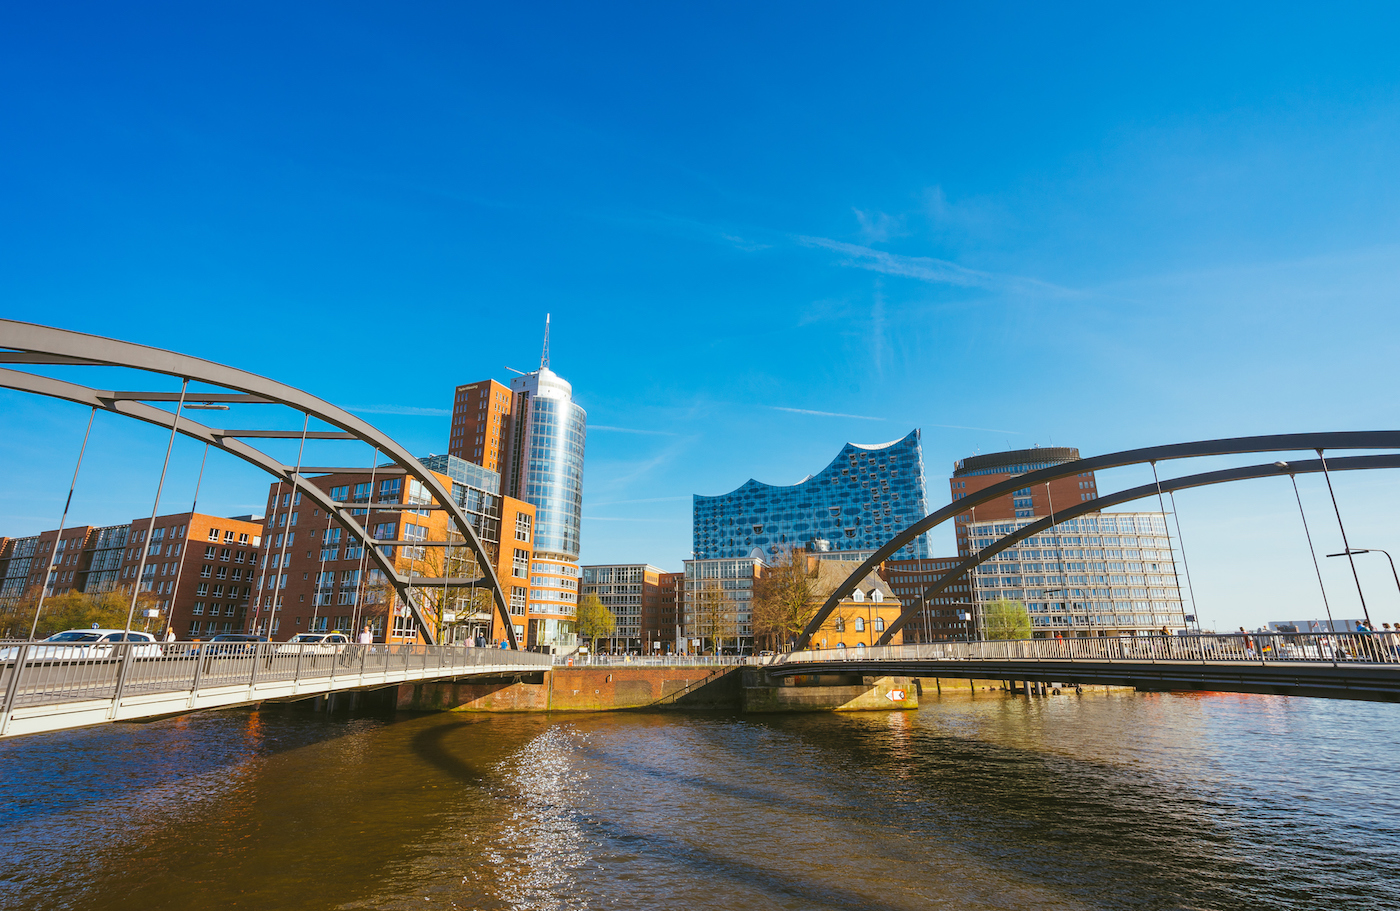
[0,629,162,661]
[276,632,350,654]
[199,633,269,656]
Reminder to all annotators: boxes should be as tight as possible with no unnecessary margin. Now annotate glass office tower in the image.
[693,429,931,562]
[507,366,586,562]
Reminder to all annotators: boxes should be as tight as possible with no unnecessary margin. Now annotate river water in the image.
[0,690,1396,911]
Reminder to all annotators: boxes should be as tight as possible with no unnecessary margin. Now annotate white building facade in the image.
[965,512,1189,637]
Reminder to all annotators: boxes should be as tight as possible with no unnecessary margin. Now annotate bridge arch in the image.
[796,431,1400,648]
[0,319,516,647]
[875,453,1400,645]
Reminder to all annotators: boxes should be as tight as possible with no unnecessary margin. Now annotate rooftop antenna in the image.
[540,312,551,369]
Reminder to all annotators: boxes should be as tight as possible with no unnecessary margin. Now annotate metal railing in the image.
[774,631,1400,668]
[0,640,551,734]
[552,654,760,668]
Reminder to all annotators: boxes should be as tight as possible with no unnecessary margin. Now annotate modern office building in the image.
[580,563,663,651]
[680,556,763,652]
[881,556,974,642]
[420,454,537,644]
[693,429,932,563]
[448,330,586,651]
[950,447,1097,555]
[964,513,1187,637]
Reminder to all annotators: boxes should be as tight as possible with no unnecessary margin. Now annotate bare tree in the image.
[686,579,738,654]
[751,549,829,651]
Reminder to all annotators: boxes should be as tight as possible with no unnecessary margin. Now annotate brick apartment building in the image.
[0,513,264,639]
[655,571,682,653]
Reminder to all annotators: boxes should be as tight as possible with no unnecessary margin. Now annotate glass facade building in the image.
[965,512,1187,637]
[419,453,504,548]
[508,367,586,562]
[693,429,931,562]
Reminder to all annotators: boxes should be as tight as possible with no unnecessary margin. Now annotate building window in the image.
[512,549,530,579]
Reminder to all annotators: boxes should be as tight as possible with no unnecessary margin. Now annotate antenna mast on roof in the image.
[540,313,550,369]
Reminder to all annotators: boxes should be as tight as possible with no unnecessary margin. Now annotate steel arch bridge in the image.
[0,319,517,648]
[797,431,1400,650]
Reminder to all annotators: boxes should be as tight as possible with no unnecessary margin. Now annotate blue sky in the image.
[4,3,1400,630]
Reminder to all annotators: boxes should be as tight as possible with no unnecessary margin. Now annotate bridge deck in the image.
[765,634,1400,702]
[0,642,550,739]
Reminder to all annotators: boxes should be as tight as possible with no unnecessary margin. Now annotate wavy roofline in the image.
[694,429,920,501]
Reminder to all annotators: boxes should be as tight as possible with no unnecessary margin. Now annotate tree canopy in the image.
[575,593,616,643]
[0,588,150,639]
[983,598,1032,640]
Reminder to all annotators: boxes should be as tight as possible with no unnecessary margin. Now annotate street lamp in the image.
[1327,548,1399,616]
[1315,449,1372,627]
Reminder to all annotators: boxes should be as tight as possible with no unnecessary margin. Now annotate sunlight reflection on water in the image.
[0,691,1396,910]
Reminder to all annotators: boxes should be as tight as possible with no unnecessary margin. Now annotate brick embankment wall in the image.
[398,665,744,713]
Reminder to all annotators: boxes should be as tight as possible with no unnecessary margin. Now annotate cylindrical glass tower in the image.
[507,367,586,561]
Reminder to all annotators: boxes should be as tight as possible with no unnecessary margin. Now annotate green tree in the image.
[3,587,152,639]
[575,593,616,647]
[983,598,1032,640]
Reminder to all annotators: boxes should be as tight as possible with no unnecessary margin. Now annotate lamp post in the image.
[1327,548,1398,621]
[1044,587,1071,639]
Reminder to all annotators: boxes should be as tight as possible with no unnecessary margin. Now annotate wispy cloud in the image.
[347,405,451,417]
[853,208,906,244]
[590,425,678,436]
[770,406,886,421]
[798,236,1073,296]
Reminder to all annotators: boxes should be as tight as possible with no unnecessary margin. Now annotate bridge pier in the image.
[741,668,918,713]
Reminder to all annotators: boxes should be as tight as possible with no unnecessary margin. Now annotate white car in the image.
[0,629,163,661]
[276,632,351,654]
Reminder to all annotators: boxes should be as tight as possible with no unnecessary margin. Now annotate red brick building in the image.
[448,379,514,474]
[253,467,537,645]
[881,556,974,642]
[655,572,683,652]
[950,447,1097,555]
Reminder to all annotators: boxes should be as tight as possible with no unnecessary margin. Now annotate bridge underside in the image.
[766,660,1400,703]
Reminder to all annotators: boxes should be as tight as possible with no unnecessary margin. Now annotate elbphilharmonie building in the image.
[693,429,931,562]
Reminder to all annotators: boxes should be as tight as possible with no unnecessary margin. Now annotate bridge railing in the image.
[0,640,551,715]
[552,654,757,668]
[775,632,1400,667]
